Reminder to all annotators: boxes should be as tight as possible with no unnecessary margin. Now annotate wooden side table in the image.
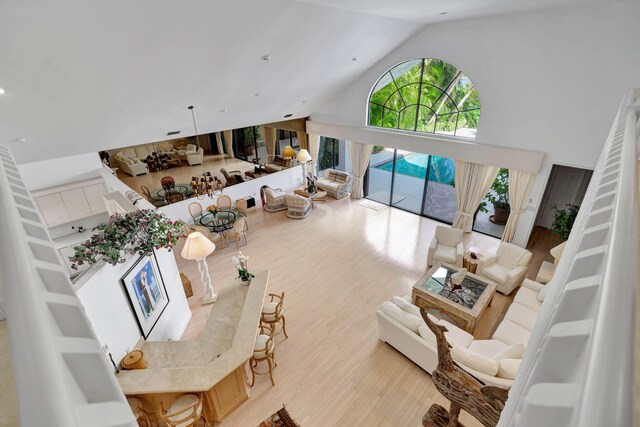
[180,273,193,298]
[463,251,483,274]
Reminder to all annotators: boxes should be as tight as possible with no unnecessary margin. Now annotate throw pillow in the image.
[451,346,500,376]
[392,296,421,318]
[125,158,135,165]
[381,301,422,334]
[492,343,525,361]
[497,358,521,380]
[537,284,548,303]
[335,172,348,183]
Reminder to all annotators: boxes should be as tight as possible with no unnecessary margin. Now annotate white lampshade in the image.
[181,232,216,260]
[296,149,312,163]
[550,241,567,262]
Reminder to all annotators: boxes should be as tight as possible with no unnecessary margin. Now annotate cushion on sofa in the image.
[451,346,499,376]
[505,303,538,331]
[125,158,135,165]
[434,245,458,264]
[392,296,421,318]
[514,286,542,312]
[492,319,531,347]
[467,340,509,359]
[326,170,337,180]
[335,172,349,183]
[381,302,421,333]
[497,358,521,380]
[492,343,525,361]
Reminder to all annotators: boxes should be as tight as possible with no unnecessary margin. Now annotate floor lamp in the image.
[181,232,217,305]
[297,149,312,184]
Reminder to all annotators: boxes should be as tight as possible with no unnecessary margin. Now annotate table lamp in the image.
[181,232,217,305]
[550,241,567,265]
[296,149,312,183]
[282,146,296,161]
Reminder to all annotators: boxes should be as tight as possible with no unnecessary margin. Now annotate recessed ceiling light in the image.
[0,88,5,95]
[284,113,293,118]
[439,11,448,15]
[262,54,271,61]
[220,108,228,113]
[352,57,359,61]
[254,93,260,97]
[167,130,181,136]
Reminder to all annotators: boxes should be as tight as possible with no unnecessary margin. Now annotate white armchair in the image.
[427,226,464,268]
[264,187,287,212]
[285,194,312,219]
[185,144,197,155]
[187,147,204,166]
[477,242,532,295]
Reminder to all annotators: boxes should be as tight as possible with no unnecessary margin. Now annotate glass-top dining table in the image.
[199,210,237,233]
[150,184,194,201]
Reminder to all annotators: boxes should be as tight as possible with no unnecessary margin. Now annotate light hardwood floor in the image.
[171,196,543,426]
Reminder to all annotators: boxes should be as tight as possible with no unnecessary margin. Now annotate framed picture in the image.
[121,252,170,339]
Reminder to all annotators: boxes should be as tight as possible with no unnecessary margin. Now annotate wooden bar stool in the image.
[261,292,288,339]
[160,393,206,427]
[249,324,277,386]
[126,397,152,427]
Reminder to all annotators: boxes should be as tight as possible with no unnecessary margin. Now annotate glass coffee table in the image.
[411,263,497,334]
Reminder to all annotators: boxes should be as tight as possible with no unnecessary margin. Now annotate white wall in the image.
[18,152,103,191]
[76,248,191,364]
[311,2,640,246]
[160,165,304,222]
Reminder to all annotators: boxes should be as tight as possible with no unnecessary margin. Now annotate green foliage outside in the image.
[372,145,385,154]
[319,137,340,171]
[369,58,480,136]
[478,168,510,213]
[551,204,580,240]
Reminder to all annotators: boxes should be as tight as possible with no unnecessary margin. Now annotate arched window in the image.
[368,58,481,138]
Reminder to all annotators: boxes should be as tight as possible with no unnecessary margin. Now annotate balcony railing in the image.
[499,90,639,426]
[0,147,136,426]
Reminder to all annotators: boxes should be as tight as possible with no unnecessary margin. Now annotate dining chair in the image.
[224,217,248,249]
[220,168,243,186]
[188,202,203,222]
[217,195,232,211]
[165,191,185,205]
[191,224,225,248]
[140,186,166,208]
[160,393,207,427]
[249,324,277,387]
[161,176,176,190]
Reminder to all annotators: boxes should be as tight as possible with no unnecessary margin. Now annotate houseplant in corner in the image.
[550,204,580,240]
[69,209,185,269]
[479,168,510,224]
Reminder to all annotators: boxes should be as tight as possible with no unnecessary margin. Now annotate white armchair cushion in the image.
[392,296,421,318]
[497,358,521,380]
[493,319,531,347]
[505,303,538,331]
[451,346,499,376]
[537,283,548,303]
[492,343,525,361]
[381,302,421,333]
[253,334,274,359]
[434,245,458,264]
[514,286,542,312]
[483,263,510,284]
[435,226,463,248]
[467,340,509,359]
[498,242,533,269]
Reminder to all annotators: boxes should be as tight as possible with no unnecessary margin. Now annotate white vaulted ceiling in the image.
[291,0,615,23]
[0,0,421,163]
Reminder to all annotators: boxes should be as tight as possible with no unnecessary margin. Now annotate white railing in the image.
[0,147,136,426]
[499,90,639,426]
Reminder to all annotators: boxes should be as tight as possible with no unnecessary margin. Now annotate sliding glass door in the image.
[389,150,427,214]
[422,156,457,223]
[367,146,394,205]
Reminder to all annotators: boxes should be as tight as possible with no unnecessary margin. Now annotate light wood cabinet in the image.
[32,179,108,228]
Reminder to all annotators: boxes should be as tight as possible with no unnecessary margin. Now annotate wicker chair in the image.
[224,217,248,249]
[263,187,287,212]
[188,202,203,222]
[285,194,312,219]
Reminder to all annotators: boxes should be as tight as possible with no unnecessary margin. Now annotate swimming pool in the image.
[375,153,455,185]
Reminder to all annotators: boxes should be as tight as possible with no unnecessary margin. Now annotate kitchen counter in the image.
[117,270,269,422]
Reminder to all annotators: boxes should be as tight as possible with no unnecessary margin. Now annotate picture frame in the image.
[121,252,170,339]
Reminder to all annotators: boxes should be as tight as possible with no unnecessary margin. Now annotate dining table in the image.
[150,183,194,201]
[199,210,237,233]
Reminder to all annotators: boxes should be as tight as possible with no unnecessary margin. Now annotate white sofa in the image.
[427,226,464,268]
[477,242,533,295]
[376,279,546,389]
[317,169,351,199]
[113,149,149,176]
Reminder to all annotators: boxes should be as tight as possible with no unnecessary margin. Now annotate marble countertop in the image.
[117,270,269,394]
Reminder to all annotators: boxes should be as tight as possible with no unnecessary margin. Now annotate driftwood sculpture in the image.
[421,308,508,427]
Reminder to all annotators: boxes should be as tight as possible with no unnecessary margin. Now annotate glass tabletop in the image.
[416,265,488,309]
[199,210,236,232]
[151,184,193,200]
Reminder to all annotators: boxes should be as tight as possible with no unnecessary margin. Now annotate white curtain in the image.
[215,132,224,156]
[223,130,234,158]
[262,126,276,162]
[348,140,372,199]
[308,134,320,176]
[452,160,499,232]
[502,169,536,242]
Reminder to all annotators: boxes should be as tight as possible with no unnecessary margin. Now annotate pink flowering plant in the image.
[70,209,185,269]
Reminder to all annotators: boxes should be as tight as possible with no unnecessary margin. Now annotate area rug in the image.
[358,199,388,211]
[259,405,301,427]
